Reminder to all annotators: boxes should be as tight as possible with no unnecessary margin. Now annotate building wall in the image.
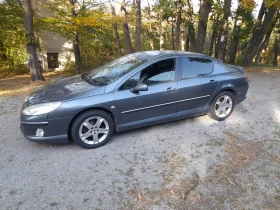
[38,32,74,71]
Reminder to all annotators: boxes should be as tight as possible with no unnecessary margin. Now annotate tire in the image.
[209,91,236,121]
[71,110,114,149]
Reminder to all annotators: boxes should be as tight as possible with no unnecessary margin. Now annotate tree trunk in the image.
[109,0,122,56]
[255,29,273,65]
[186,25,190,51]
[209,14,218,57]
[73,32,82,74]
[186,0,196,52]
[172,21,175,50]
[229,13,240,64]
[135,0,141,52]
[70,0,83,74]
[195,0,211,53]
[0,40,7,60]
[273,35,279,66]
[175,0,182,50]
[160,21,165,50]
[217,0,231,61]
[214,34,219,58]
[22,0,44,81]
[242,3,277,66]
[181,32,185,51]
[255,14,278,65]
[121,1,134,54]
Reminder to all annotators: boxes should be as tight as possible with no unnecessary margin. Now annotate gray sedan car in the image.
[21,51,249,149]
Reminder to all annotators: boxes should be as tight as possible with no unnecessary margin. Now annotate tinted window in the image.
[181,57,213,79]
[141,59,175,86]
[119,72,140,91]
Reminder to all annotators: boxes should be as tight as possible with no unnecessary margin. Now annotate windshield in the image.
[88,55,147,86]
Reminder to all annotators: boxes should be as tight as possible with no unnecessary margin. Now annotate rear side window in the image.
[181,57,213,79]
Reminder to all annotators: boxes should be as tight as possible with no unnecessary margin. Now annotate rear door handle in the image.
[209,80,217,84]
[166,87,177,92]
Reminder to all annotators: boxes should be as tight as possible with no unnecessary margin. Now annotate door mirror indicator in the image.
[130,83,148,93]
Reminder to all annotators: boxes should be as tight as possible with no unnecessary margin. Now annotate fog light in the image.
[36,128,44,137]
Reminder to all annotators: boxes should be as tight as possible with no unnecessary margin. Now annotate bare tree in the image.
[217,0,231,61]
[209,11,219,56]
[195,0,212,53]
[255,13,279,65]
[242,2,278,66]
[22,0,44,81]
[228,6,240,64]
[109,0,122,56]
[175,0,182,50]
[273,33,279,66]
[121,0,134,54]
[186,0,196,52]
[135,0,141,51]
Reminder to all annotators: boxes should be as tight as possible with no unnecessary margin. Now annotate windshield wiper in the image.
[81,73,96,86]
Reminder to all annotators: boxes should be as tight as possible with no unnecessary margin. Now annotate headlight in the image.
[22,102,62,116]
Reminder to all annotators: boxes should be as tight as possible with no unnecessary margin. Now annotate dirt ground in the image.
[0,69,279,210]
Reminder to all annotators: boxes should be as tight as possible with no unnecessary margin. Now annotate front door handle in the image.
[209,80,217,84]
[166,87,177,92]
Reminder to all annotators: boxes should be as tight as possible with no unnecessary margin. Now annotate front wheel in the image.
[71,110,114,149]
[209,91,235,121]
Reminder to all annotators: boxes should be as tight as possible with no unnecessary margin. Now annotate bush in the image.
[0,63,29,76]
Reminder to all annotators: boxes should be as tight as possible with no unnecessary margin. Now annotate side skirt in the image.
[117,107,209,133]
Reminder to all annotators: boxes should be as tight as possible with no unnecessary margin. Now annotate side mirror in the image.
[130,83,148,93]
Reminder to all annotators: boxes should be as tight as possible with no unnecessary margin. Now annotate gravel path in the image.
[0,70,279,210]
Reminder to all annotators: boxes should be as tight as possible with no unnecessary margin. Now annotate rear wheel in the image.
[209,91,235,121]
[71,110,114,149]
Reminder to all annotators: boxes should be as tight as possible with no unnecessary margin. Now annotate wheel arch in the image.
[67,107,118,141]
[211,87,238,104]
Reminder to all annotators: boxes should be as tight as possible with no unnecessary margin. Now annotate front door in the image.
[114,58,178,125]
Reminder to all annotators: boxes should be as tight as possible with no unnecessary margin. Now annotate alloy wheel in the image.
[78,116,109,145]
[214,95,233,118]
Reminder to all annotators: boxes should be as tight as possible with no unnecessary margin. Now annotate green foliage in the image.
[265,0,280,8]
[0,0,27,74]
[36,0,119,70]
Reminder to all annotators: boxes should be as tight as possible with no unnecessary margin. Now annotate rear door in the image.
[177,57,219,115]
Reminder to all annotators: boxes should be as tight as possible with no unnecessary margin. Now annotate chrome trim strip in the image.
[21,122,48,125]
[122,101,177,114]
[121,95,210,114]
[177,95,210,103]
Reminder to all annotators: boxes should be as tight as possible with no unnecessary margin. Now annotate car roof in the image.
[129,50,212,61]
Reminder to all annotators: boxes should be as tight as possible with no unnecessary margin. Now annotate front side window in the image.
[119,59,175,91]
[141,59,175,86]
[181,57,213,79]
[119,72,140,91]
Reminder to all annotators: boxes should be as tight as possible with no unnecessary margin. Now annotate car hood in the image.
[27,75,105,105]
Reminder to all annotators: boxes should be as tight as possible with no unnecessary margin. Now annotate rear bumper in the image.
[20,114,71,143]
[236,84,249,104]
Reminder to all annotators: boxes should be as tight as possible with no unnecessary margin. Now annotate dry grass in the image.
[123,154,201,210]
[0,71,71,97]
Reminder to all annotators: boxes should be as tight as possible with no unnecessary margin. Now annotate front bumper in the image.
[20,114,72,143]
